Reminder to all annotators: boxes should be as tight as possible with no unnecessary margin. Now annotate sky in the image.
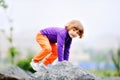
[0,0,120,50]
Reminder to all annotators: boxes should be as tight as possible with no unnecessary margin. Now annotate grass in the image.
[89,69,118,78]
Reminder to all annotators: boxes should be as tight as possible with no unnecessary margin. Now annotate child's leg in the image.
[33,33,52,63]
[43,43,58,66]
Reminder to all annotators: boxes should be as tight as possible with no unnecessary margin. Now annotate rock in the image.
[0,66,32,80]
[34,61,100,80]
[0,73,24,80]
[0,61,101,80]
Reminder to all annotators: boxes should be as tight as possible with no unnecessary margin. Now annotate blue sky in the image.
[0,0,120,50]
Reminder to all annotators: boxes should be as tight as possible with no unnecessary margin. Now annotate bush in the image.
[111,48,120,76]
[16,57,35,73]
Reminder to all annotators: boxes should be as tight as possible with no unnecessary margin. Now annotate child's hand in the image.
[56,60,63,64]
[57,60,68,63]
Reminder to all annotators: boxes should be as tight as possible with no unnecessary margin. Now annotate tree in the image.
[0,0,8,9]
[111,48,120,76]
[0,27,20,64]
[0,0,19,64]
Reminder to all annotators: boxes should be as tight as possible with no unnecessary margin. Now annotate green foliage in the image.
[0,27,20,64]
[8,47,20,64]
[16,58,35,73]
[111,48,120,76]
[0,0,8,9]
[90,70,118,78]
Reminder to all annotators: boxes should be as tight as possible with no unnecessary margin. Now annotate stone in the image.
[0,61,101,80]
[34,61,100,80]
[0,73,24,80]
[0,66,31,80]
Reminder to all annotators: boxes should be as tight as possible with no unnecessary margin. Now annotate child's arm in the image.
[64,39,72,61]
[57,32,66,62]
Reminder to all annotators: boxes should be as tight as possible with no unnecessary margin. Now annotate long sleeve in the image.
[64,38,72,61]
[57,32,66,61]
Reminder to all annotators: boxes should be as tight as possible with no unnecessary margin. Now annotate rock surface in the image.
[34,61,99,80]
[0,66,31,80]
[0,61,101,80]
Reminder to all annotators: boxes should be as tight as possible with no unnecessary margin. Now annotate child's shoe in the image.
[38,63,48,71]
[30,59,40,71]
[30,59,48,72]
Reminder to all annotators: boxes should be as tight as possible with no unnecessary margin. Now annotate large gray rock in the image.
[0,66,32,80]
[0,73,23,80]
[0,61,101,80]
[33,61,100,80]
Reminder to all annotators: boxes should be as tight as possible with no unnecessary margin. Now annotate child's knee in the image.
[44,47,52,53]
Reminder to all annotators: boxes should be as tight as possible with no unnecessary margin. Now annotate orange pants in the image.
[33,33,58,66]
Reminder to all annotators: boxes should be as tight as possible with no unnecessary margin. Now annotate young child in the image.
[30,20,84,71]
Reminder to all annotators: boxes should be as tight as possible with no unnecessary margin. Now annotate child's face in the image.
[68,28,79,38]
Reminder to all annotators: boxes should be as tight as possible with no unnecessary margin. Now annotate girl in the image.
[30,20,84,71]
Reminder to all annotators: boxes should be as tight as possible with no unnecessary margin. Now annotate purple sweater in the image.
[40,27,72,61]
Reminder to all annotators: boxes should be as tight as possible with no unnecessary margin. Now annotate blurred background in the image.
[0,0,120,78]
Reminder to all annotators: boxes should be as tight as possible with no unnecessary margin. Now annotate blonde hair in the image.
[65,20,84,38]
